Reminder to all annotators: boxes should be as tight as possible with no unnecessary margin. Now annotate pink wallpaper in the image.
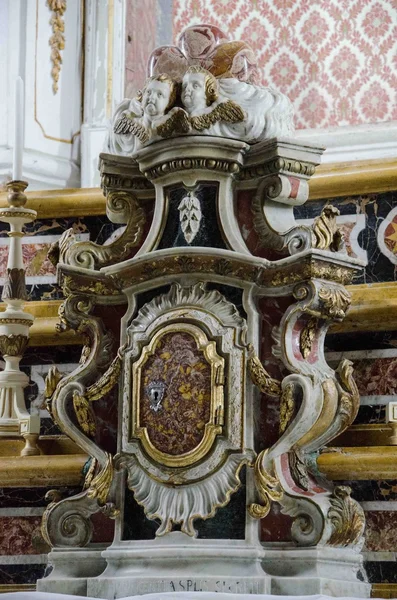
[125,0,397,130]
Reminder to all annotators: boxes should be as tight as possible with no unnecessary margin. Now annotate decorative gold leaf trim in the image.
[300,316,317,359]
[319,286,351,320]
[86,453,119,516]
[312,205,344,251]
[249,449,283,519]
[47,0,66,94]
[247,344,281,396]
[327,485,365,547]
[279,383,295,434]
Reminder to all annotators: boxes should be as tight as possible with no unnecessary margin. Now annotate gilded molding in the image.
[47,0,66,94]
[144,158,240,180]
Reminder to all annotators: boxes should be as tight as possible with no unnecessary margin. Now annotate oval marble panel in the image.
[140,331,212,456]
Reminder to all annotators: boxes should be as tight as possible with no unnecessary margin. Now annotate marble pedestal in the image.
[85,534,270,598]
[263,546,370,598]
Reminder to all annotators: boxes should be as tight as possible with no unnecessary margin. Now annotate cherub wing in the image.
[156,108,190,138]
[113,114,149,143]
[191,100,245,131]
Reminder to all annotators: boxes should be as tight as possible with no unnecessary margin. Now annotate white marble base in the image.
[263,545,370,598]
[86,534,270,598]
[37,546,107,597]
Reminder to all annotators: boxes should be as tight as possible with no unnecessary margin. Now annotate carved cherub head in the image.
[181,66,219,113]
[140,74,178,120]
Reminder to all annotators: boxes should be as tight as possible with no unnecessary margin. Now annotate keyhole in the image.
[154,391,158,402]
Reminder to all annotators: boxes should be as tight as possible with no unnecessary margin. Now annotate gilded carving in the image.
[239,158,316,181]
[86,453,119,515]
[327,486,365,547]
[279,383,295,434]
[249,449,283,519]
[47,0,66,94]
[300,316,318,359]
[318,286,351,320]
[312,205,344,252]
[0,334,28,357]
[335,359,360,432]
[72,354,122,436]
[44,366,63,399]
[248,345,281,397]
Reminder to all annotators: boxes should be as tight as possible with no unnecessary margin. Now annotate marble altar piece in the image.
[38,23,370,599]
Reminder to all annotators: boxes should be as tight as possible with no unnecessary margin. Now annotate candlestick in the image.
[12,76,24,181]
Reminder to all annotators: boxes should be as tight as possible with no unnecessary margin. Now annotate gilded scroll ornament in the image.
[47,0,66,94]
[0,334,28,357]
[312,205,344,252]
[249,449,283,519]
[327,486,365,547]
[279,383,295,434]
[300,316,317,359]
[318,286,351,320]
[248,344,281,397]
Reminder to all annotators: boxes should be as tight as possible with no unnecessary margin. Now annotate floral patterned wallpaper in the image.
[125,0,397,130]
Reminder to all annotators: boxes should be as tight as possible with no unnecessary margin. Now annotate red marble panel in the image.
[261,503,293,542]
[364,511,397,551]
[353,357,397,396]
[140,331,212,455]
[0,516,49,555]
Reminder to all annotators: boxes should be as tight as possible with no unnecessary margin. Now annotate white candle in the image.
[12,76,24,181]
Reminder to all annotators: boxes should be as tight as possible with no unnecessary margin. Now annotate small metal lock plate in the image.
[147,381,166,412]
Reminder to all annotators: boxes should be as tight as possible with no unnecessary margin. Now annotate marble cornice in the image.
[0,158,395,218]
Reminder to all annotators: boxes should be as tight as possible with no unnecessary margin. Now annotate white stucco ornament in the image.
[105,26,294,156]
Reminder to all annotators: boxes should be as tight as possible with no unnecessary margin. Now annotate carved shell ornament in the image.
[105,25,295,157]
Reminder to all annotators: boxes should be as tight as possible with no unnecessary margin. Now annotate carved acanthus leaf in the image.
[319,285,351,320]
[1,268,27,301]
[289,449,309,491]
[249,449,283,519]
[0,334,29,357]
[327,486,365,547]
[279,383,295,434]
